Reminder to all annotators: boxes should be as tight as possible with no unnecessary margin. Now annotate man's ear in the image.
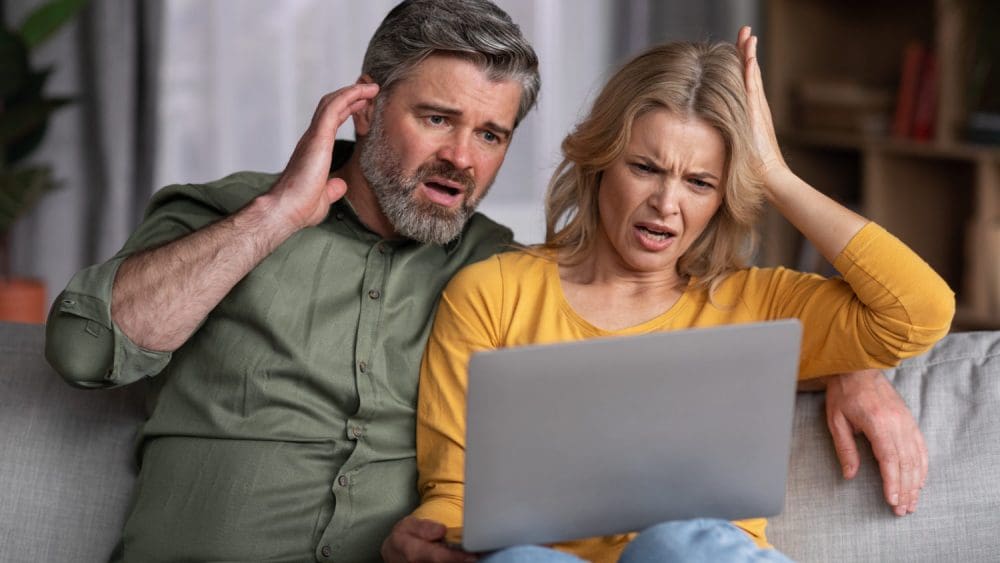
[353,74,378,136]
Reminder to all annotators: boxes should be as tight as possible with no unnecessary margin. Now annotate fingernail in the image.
[842,464,852,475]
[891,494,899,505]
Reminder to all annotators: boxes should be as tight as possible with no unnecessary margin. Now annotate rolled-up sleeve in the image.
[46,255,172,388]
[44,179,249,388]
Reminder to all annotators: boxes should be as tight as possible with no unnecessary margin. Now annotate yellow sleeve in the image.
[739,222,955,377]
[411,256,506,527]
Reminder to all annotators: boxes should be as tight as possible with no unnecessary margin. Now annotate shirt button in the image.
[368,289,381,300]
[358,361,367,373]
[335,212,344,221]
[321,545,332,557]
[338,475,349,487]
[377,242,388,254]
[351,426,364,439]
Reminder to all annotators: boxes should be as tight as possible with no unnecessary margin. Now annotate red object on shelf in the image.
[892,42,926,138]
[911,51,939,141]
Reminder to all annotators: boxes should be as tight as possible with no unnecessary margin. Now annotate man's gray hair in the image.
[362,0,540,127]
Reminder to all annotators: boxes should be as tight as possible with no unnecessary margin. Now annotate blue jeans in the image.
[478,519,795,563]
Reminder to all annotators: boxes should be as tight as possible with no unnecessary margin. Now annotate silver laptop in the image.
[457,319,802,552]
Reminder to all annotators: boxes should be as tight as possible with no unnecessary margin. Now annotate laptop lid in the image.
[461,319,802,552]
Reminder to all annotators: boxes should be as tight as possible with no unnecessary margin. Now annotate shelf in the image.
[779,129,1000,162]
[766,0,1000,329]
[954,306,1000,331]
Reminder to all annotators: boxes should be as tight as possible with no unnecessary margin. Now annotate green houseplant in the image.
[0,0,85,322]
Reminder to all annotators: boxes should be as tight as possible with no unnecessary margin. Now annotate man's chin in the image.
[391,210,467,245]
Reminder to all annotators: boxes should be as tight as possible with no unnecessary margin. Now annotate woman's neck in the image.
[558,242,688,331]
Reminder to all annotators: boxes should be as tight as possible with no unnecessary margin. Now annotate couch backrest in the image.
[769,331,1000,562]
[3,321,999,562]
[0,322,146,562]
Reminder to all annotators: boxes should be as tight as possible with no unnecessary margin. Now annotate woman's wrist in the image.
[760,165,800,203]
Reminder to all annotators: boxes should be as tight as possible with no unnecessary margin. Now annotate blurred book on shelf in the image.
[967,112,1000,144]
[794,78,892,136]
[892,42,938,141]
[911,51,938,141]
[964,1,1000,145]
[892,42,924,138]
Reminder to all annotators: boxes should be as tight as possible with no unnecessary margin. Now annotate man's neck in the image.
[332,149,399,239]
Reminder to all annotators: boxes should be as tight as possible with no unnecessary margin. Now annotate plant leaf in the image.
[19,0,88,49]
[0,97,72,149]
[0,28,29,99]
[0,166,56,235]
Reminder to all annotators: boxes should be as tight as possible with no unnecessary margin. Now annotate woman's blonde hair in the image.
[541,41,765,291]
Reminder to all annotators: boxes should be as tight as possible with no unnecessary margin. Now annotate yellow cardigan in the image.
[412,223,954,563]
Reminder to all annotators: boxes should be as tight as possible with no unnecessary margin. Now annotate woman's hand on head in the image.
[736,26,790,186]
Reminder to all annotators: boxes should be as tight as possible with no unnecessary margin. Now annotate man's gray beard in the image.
[359,108,488,245]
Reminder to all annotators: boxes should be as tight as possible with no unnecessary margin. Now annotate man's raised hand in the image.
[268,82,379,231]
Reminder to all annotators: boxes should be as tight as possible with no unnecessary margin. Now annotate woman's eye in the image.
[629,162,653,174]
[688,178,714,190]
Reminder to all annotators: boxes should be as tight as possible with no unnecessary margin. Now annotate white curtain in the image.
[154,0,619,244]
[9,0,758,307]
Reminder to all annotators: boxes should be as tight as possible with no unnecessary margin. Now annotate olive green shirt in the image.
[45,143,513,562]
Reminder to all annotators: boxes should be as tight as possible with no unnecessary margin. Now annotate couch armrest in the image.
[0,321,147,561]
[769,331,1000,562]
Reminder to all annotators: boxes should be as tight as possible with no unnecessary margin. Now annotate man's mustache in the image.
[415,161,475,194]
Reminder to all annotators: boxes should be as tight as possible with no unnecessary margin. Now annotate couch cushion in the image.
[769,331,1000,562]
[0,322,146,562]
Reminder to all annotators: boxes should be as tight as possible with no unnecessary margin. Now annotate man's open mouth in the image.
[425,181,462,197]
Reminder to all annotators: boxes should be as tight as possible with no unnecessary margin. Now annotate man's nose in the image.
[437,132,473,171]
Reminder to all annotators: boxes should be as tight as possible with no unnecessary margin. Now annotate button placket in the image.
[352,241,390,419]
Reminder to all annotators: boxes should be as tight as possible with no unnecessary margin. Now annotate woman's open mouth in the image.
[634,224,676,250]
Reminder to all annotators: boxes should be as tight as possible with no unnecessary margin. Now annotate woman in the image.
[403,28,954,562]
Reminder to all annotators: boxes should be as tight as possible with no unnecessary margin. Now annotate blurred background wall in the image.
[5,0,757,310]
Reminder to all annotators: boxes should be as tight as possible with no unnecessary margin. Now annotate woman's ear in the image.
[353,74,378,136]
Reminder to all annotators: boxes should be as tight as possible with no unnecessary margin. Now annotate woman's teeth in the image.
[639,226,671,240]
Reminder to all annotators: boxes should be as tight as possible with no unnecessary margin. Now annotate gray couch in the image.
[2,321,999,562]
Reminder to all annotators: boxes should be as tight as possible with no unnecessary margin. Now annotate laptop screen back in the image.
[462,319,802,552]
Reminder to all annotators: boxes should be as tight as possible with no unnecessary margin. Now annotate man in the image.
[45,1,926,562]
[48,2,533,561]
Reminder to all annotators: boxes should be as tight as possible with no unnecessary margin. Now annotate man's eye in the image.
[427,115,446,125]
[482,131,499,144]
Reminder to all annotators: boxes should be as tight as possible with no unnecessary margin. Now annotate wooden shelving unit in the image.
[760,0,1000,331]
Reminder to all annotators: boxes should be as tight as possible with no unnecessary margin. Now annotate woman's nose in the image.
[649,181,681,216]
